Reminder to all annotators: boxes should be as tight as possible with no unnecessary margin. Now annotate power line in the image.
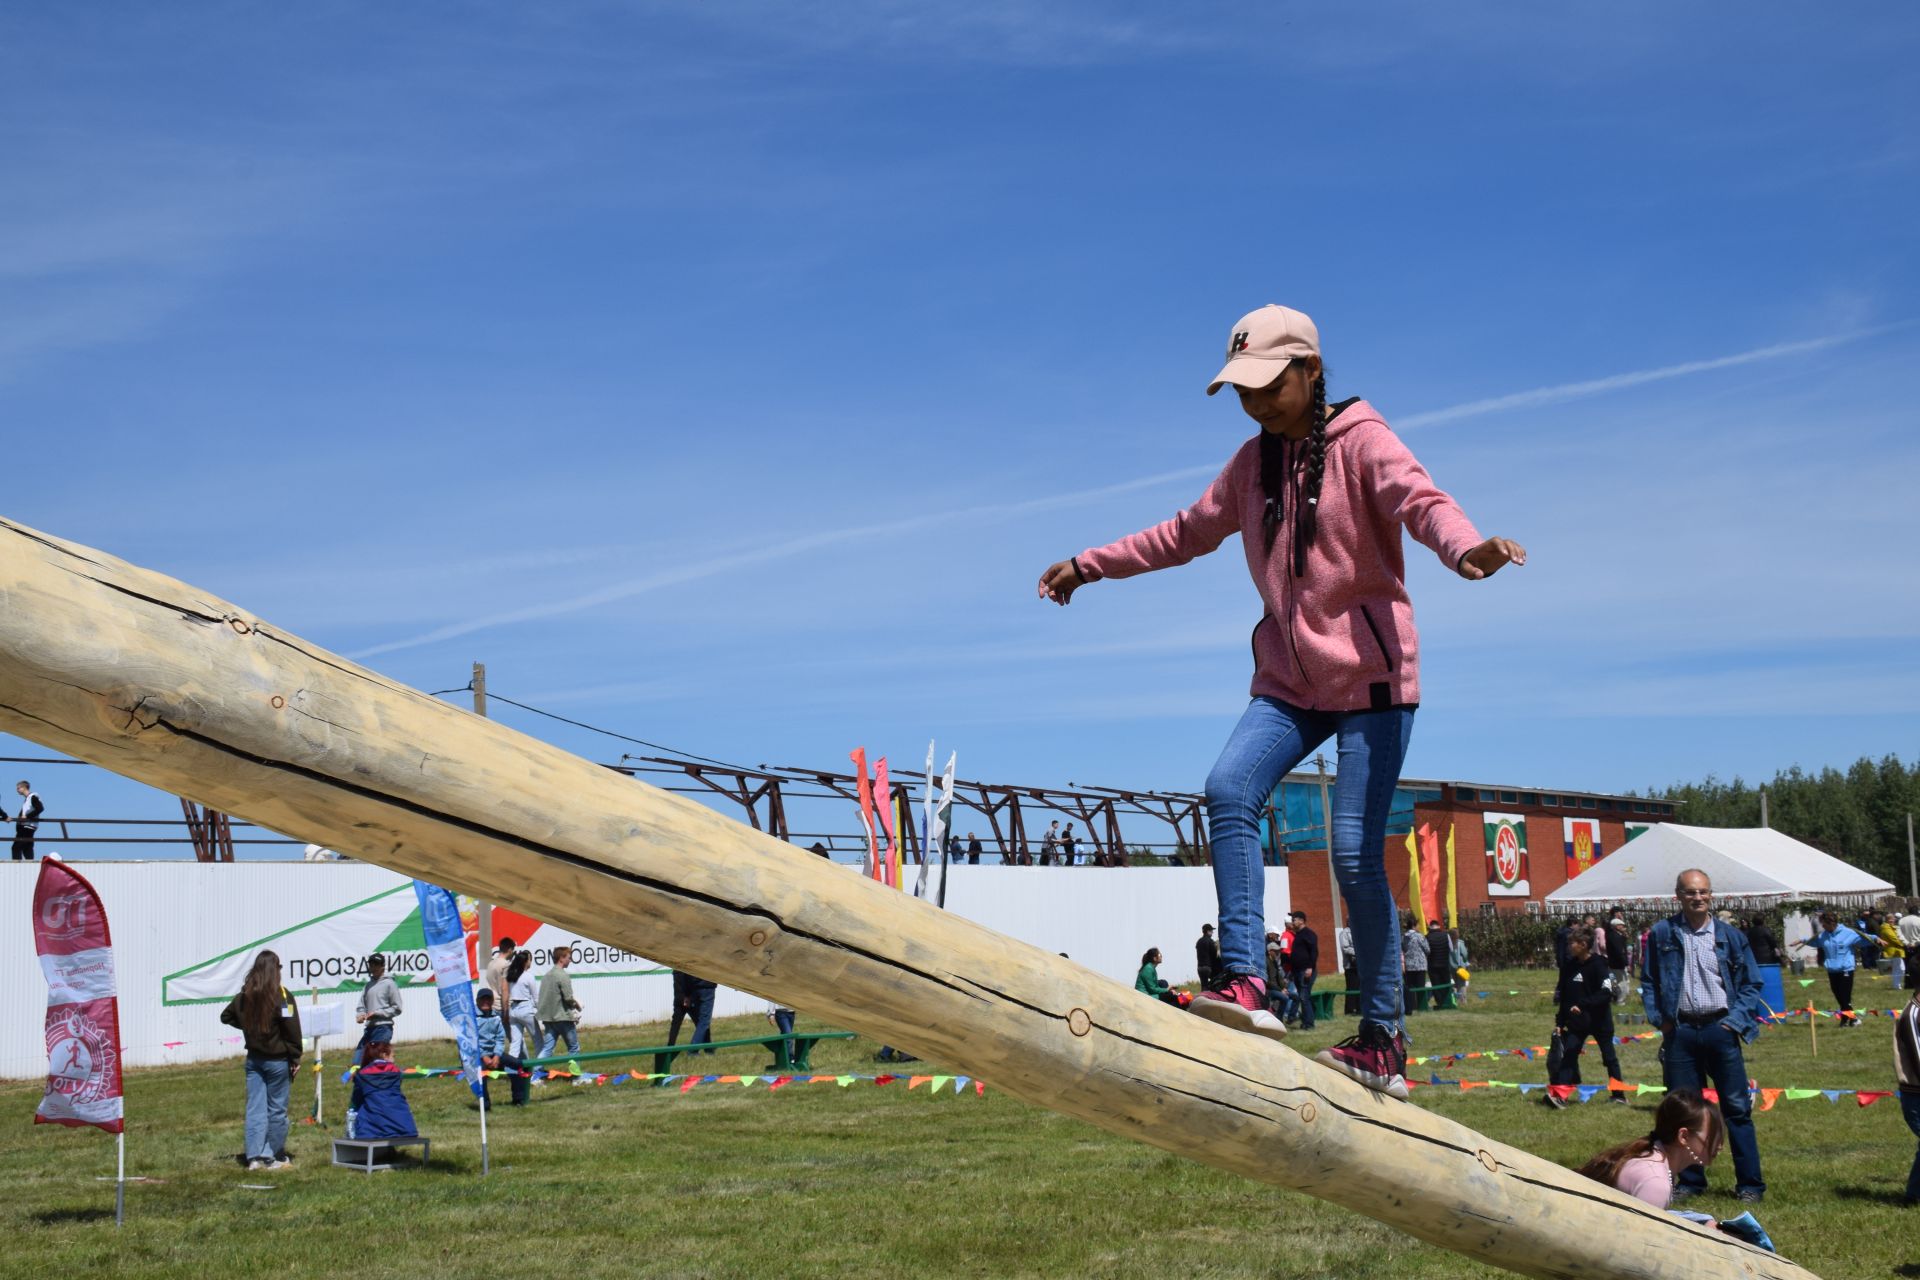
[428,681,747,771]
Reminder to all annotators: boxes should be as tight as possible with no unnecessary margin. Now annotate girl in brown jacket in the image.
[220,950,303,1171]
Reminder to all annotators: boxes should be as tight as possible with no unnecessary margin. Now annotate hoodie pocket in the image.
[1358,604,1395,673]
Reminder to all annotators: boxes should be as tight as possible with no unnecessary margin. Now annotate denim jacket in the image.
[1639,915,1765,1043]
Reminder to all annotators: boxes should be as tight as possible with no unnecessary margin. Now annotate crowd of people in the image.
[1143,870,1920,1218]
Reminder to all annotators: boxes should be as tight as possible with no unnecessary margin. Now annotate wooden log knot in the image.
[748,929,769,948]
[1066,1008,1092,1037]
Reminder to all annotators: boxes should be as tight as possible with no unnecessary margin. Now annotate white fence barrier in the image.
[2,861,1286,1078]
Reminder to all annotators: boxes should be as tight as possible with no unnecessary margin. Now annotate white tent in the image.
[1544,823,1895,914]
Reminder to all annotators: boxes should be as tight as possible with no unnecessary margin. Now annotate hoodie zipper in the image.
[1359,604,1395,673]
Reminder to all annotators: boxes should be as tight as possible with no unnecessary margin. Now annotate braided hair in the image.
[1257,371,1329,578]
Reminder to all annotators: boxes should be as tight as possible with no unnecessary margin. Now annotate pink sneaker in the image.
[1191,974,1288,1041]
[1314,1023,1408,1100]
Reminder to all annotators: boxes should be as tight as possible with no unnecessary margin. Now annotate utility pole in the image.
[473,662,491,957]
[1760,788,1769,829]
[1315,754,1343,935]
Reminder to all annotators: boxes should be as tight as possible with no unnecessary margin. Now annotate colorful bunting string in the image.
[338,1064,991,1096]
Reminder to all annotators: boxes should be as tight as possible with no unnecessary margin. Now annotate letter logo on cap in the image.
[1229,331,1249,356]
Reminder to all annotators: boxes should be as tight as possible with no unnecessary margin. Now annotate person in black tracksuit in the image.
[1549,929,1628,1106]
[12,782,43,861]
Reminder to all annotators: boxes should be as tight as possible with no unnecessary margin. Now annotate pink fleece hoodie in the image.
[1076,399,1481,713]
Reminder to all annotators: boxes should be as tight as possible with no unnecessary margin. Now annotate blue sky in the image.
[2,5,1916,854]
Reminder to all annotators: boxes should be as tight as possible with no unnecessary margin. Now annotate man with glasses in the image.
[1640,869,1767,1202]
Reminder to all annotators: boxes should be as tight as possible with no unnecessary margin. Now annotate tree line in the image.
[1649,753,1918,891]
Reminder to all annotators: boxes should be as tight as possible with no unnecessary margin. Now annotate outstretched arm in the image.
[1040,446,1249,606]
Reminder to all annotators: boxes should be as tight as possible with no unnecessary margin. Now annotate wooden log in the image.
[0,515,1811,1280]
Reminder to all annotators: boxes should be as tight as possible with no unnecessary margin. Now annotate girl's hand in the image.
[1458,537,1527,580]
[1037,559,1085,605]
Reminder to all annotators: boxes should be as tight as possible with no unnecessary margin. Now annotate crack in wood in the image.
[0,519,106,566]
[75,575,226,625]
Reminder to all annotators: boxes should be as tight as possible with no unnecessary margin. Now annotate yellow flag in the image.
[1445,821,1458,928]
[1405,829,1424,930]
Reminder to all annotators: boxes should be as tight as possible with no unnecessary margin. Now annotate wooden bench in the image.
[332,1135,429,1173]
[522,1031,856,1082]
[1311,984,1458,1019]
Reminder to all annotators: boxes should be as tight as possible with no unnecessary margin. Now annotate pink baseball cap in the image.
[1206,304,1320,396]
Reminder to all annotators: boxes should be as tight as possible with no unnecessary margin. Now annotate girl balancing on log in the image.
[1037,304,1524,1100]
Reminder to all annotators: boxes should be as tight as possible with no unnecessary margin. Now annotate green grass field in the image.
[5,970,1915,1279]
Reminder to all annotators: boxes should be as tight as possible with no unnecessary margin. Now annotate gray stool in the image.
[331,1135,429,1173]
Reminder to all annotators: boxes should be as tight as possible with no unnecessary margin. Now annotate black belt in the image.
[1677,1009,1728,1027]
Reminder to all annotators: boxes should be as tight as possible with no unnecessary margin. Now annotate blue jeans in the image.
[352,1020,393,1066]
[773,1008,796,1064]
[1902,1091,1920,1203]
[691,985,716,1050]
[481,1054,529,1107]
[540,1020,580,1059]
[244,1055,292,1161]
[1290,974,1320,1036]
[1205,698,1413,1030]
[1662,1021,1764,1195]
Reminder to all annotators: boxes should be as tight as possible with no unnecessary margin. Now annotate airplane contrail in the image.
[352,327,1885,659]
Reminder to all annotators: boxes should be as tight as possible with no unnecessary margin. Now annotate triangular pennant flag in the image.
[1856,1091,1892,1107]
[737,1075,756,1087]
[974,1080,986,1096]
[767,1076,792,1090]
[953,1076,970,1093]
[1607,1079,1629,1093]
[1517,1084,1539,1095]
[837,1075,856,1087]
[931,1075,952,1094]
[717,1074,740,1084]
[680,1075,700,1093]
[1798,979,1816,987]
[1637,1083,1665,1096]
[1576,1086,1601,1103]
[908,1075,931,1090]
[1489,1081,1517,1089]
[1702,1088,1719,1104]
[1759,1089,1781,1112]
[1459,1081,1488,1091]
[1784,1088,1819,1101]
[1821,1090,1841,1103]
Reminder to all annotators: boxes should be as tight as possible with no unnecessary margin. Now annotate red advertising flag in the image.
[872,756,896,889]
[851,748,881,882]
[32,860,125,1133]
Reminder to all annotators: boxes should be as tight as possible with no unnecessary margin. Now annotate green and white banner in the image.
[161,883,665,1006]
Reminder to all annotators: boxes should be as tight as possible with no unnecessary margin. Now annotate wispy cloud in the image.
[350,324,1906,661]
[1395,330,1889,429]
[348,463,1219,659]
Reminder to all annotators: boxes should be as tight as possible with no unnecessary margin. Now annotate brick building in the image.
[1267,774,1679,930]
